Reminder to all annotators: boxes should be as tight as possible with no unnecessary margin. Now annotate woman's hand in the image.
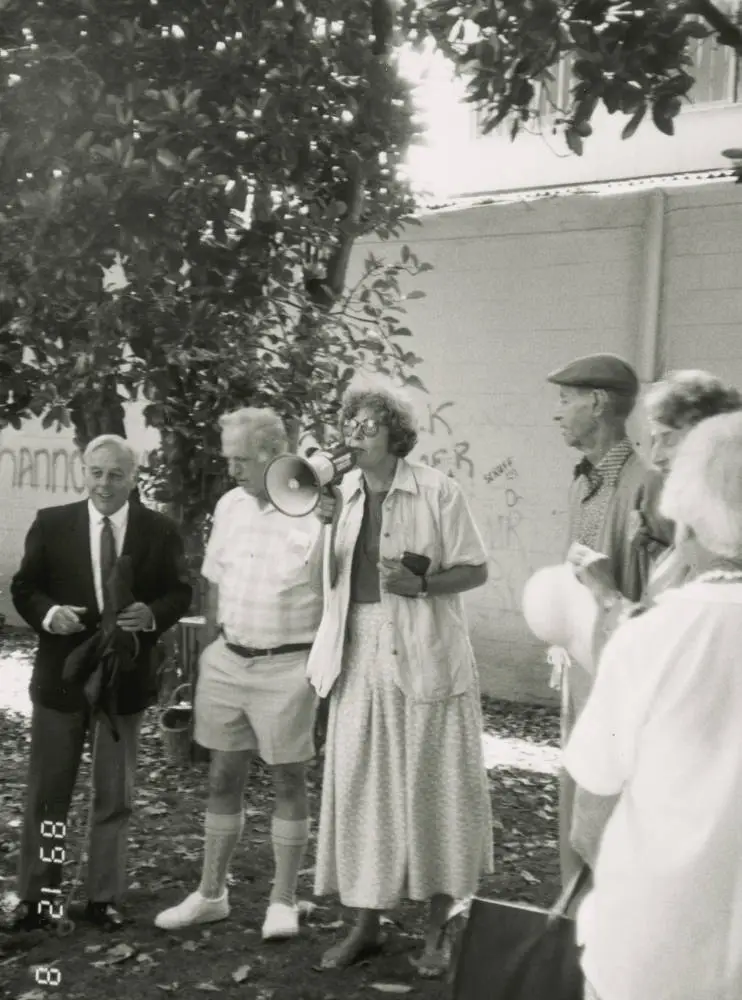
[315,486,342,525]
[379,557,424,597]
[567,542,619,603]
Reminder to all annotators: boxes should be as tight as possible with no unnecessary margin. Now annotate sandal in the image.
[320,935,385,969]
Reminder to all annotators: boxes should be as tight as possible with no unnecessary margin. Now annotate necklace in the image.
[695,569,742,584]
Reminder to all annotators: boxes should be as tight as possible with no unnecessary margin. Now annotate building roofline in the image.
[416,168,737,216]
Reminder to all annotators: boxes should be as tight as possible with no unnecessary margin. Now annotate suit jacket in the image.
[11,499,193,714]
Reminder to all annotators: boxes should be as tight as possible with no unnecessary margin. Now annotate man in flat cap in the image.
[547,352,668,896]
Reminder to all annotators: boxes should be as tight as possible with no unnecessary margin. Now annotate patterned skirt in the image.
[313,602,494,909]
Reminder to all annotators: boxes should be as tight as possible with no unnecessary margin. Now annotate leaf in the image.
[74,130,95,151]
[163,89,181,112]
[369,985,413,994]
[156,149,182,170]
[565,128,584,156]
[621,104,646,141]
[405,290,425,300]
[232,964,252,983]
[195,983,221,992]
[402,374,427,392]
[106,942,138,963]
[651,97,680,136]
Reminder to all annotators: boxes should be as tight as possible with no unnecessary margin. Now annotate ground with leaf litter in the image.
[0,628,561,1000]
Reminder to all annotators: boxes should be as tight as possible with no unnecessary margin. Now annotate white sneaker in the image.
[261,901,300,941]
[154,890,230,930]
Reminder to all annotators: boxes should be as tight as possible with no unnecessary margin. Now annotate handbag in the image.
[451,865,590,1000]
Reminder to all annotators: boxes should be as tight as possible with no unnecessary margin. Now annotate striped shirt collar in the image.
[574,438,634,486]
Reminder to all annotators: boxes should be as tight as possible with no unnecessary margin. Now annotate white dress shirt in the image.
[42,501,130,631]
[88,500,129,612]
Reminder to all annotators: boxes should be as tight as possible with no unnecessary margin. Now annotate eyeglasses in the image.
[342,417,381,439]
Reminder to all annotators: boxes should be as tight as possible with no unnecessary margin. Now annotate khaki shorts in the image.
[194,636,317,764]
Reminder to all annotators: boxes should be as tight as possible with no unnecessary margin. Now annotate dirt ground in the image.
[0,628,561,1000]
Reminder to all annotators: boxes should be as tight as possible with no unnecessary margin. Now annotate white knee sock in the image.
[198,812,244,900]
[269,816,310,907]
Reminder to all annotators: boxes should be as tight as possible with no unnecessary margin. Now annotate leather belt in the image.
[220,630,312,659]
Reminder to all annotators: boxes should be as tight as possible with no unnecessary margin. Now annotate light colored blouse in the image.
[305,459,488,701]
[566,581,742,1000]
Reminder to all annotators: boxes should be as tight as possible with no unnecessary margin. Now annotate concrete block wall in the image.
[660,185,742,373]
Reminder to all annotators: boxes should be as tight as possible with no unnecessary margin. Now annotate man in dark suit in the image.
[5,434,192,933]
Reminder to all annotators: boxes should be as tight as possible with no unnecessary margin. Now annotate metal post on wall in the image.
[631,188,666,454]
[637,188,667,385]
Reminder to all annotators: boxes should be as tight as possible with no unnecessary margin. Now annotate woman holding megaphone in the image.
[304,377,493,976]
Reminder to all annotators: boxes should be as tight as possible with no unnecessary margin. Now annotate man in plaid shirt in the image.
[155,407,322,941]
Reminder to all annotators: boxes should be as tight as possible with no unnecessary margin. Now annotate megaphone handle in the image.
[321,527,333,610]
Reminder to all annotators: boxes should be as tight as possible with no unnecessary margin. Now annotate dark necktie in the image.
[100,516,116,613]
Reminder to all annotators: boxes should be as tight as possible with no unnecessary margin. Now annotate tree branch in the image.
[692,0,742,52]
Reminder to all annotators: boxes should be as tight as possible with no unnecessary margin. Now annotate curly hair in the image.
[644,370,742,430]
[339,377,419,458]
[660,411,742,558]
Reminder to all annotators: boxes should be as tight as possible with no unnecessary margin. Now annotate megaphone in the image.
[264,444,356,517]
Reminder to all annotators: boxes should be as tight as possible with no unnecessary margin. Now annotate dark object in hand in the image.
[401,551,431,577]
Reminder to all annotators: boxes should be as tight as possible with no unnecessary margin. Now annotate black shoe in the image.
[1,901,53,933]
[83,901,126,931]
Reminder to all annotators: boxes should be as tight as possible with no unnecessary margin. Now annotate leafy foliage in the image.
[0,0,430,567]
[415,0,742,153]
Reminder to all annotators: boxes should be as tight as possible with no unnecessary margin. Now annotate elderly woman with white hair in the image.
[563,410,742,1000]
[306,377,493,975]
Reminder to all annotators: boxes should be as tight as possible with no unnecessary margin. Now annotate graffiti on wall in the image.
[0,445,155,494]
[0,446,86,494]
[481,467,534,614]
[417,401,475,480]
[483,456,518,484]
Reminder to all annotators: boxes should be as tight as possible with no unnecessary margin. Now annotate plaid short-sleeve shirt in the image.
[201,487,322,647]
[569,439,634,549]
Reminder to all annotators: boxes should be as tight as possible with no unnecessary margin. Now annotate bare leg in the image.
[321,908,384,968]
[411,893,455,978]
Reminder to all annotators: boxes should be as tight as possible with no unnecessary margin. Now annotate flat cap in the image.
[547,353,639,396]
